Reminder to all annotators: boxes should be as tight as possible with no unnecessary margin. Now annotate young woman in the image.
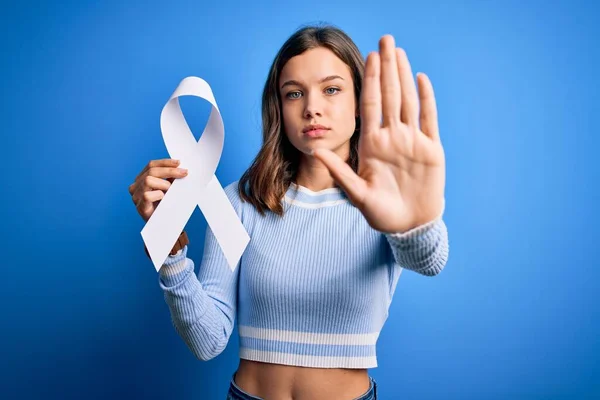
[129,24,449,400]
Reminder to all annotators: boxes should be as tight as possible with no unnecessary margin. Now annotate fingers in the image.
[129,174,172,195]
[379,35,401,125]
[135,158,180,182]
[142,189,165,203]
[396,48,419,126]
[131,177,167,206]
[363,36,421,132]
[136,194,158,221]
[135,188,165,213]
[312,148,368,208]
[361,52,382,137]
[417,72,440,141]
[130,166,187,197]
[143,175,172,192]
[147,166,188,180]
[132,169,186,198]
[129,159,188,222]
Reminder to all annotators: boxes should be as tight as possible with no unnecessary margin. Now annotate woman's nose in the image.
[303,92,323,118]
[304,108,322,119]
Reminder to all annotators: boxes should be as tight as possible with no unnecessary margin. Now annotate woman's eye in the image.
[285,88,339,99]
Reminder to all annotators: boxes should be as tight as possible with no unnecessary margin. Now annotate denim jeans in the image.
[226,373,377,400]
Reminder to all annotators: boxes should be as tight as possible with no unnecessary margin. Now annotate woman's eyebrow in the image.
[280,75,345,89]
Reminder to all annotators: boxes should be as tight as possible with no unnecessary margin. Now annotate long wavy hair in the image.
[238,24,365,216]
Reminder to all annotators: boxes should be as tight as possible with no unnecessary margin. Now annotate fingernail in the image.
[180,168,188,174]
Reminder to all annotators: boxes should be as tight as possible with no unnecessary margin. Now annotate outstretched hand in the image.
[312,35,446,234]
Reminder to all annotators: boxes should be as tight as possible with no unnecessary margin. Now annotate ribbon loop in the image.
[141,76,250,272]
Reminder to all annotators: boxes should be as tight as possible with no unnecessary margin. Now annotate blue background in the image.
[2,0,599,398]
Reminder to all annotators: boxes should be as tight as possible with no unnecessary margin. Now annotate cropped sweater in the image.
[158,180,449,368]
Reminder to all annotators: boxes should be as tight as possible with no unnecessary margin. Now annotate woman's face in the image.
[279,47,357,159]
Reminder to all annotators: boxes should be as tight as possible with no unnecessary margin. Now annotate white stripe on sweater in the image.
[239,325,379,345]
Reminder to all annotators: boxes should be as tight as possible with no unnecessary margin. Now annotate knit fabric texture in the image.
[158,180,449,368]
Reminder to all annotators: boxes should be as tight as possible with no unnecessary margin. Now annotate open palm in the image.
[313,35,446,233]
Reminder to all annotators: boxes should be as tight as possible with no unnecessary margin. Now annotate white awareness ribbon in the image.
[141,76,250,272]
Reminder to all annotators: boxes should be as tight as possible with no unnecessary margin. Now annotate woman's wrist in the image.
[144,231,189,259]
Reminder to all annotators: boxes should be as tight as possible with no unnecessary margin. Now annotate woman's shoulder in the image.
[222,179,245,205]
[222,178,255,215]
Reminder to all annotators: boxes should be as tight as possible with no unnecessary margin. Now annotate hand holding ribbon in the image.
[141,77,250,272]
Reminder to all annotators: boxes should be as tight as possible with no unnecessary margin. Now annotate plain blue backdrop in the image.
[1,0,598,398]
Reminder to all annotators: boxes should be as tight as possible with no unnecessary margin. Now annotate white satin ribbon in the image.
[141,76,250,272]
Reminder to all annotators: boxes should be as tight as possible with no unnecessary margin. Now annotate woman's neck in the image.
[294,147,349,192]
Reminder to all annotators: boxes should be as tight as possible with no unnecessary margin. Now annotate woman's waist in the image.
[233,358,370,400]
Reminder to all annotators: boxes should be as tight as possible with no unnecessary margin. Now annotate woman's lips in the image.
[304,128,329,138]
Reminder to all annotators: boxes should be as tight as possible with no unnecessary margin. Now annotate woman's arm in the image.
[383,199,449,276]
[157,182,243,360]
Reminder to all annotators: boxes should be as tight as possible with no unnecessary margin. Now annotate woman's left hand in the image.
[312,35,446,234]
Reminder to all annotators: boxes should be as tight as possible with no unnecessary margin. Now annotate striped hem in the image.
[239,326,379,345]
[238,326,379,368]
[239,348,378,369]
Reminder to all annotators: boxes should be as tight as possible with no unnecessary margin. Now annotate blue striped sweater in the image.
[158,180,449,368]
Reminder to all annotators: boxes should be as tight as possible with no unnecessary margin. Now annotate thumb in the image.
[311,148,367,207]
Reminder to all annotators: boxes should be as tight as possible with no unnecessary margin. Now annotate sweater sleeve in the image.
[157,181,243,361]
[384,199,449,276]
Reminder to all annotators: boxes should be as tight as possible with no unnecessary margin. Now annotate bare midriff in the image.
[233,359,371,400]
